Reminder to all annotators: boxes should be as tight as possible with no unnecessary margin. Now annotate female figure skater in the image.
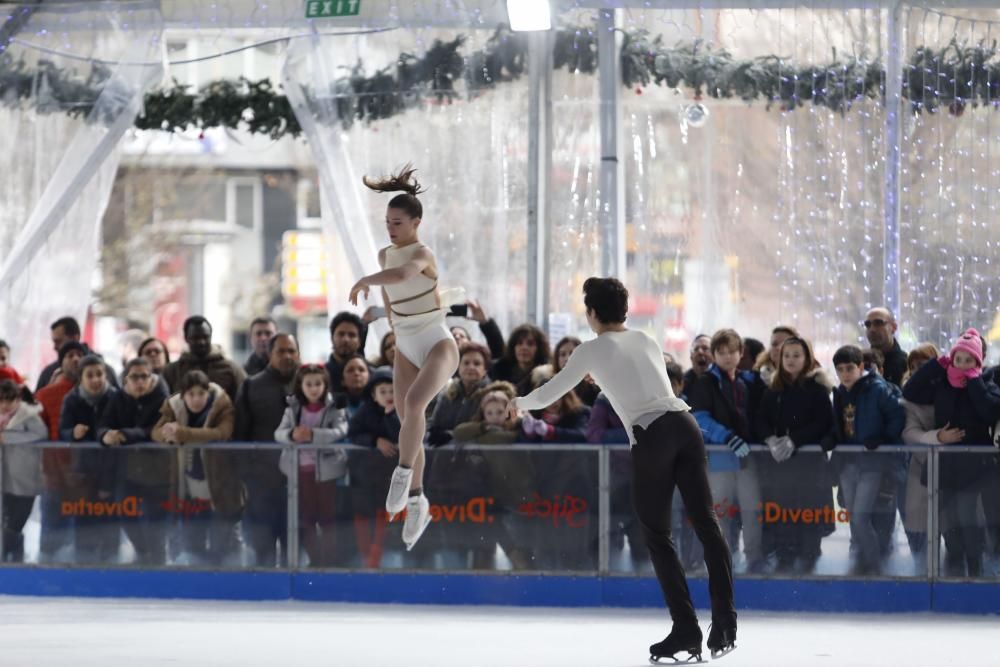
[509,277,737,663]
[349,165,460,551]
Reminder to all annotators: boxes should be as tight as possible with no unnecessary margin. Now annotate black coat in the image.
[689,366,766,443]
[59,386,118,492]
[520,407,591,444]
[489,358,537,396]
[880,339,909,388]
[234,366,295,487]
[902,359,1000,488]
[756,371,834,449]
[97,382,171,488]
[348,400,401,448]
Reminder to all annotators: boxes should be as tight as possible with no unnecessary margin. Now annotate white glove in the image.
[767,435,795,463]
[521,413,539,435]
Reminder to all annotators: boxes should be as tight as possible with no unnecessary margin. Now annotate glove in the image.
[938,355,952,370]
[772,436,795,463]
[820,433,838,452]
[765,436,783,463]
[533,418,551,438]
[863,437,883,451]
[520,413,539,435]
[727,434,750,458]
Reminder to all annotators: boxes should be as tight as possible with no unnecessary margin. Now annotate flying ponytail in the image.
[363,164,425,219]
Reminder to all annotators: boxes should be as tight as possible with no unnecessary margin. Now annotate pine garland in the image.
[2,27,998,140]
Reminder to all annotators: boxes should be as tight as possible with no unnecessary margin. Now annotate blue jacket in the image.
[831,372,905,473]
[689,365,765,472]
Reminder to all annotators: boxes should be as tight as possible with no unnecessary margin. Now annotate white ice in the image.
[0,596,997,666]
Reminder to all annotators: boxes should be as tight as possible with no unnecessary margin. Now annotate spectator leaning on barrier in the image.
[426,343,492,446]
[234,333,300,568]
[0,378,47,562]
[153,370,239,565]
[823,345,905,577]
[902,328,1000,577]
[899,344,941,563]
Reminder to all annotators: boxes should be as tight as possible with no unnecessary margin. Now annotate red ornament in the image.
[635,87,643,95]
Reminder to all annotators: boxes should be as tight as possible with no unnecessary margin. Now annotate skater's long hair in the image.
[363,164,425,219]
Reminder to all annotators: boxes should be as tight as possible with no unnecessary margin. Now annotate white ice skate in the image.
[402,494,432,551]
[385,465,413,520]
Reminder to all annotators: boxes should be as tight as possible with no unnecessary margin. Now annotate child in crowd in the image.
[824,345,905,576]
[0,378,46,562]
[275,364,349,568]
[153,370,239,564]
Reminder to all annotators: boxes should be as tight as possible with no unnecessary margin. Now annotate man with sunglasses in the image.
[863,307,908,388]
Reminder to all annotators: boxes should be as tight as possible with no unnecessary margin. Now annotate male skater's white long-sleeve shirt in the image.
[516,329,689,445]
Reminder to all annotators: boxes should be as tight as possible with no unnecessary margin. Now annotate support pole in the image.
[598,9,625,279]
[883,1,904,314]
[526,29,553,328]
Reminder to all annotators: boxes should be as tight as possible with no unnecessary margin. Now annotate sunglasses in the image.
[863,319,888,329]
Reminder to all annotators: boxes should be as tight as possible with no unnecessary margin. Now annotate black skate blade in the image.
[709,643,736,660]
[649,652,707,665]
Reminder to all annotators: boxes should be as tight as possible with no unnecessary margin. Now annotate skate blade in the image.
[649,653,706,665]
[403,513,432,551]
[710,644,736,660]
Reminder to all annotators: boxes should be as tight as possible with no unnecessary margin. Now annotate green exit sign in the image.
[306,0,361,18]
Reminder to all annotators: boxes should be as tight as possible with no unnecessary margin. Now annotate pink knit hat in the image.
[950,328,984,367]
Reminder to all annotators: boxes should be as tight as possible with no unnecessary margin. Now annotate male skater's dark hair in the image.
[582,277,629,324]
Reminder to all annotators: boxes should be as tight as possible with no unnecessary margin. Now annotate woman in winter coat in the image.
[426,343,492,446]
[0,379,46,561]
[153,370,239,565]
[902,328,1000,577]
[755,336,834,573]
[275,364,350,568]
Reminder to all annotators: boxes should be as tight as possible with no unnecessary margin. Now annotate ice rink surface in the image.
[0,595,997,667]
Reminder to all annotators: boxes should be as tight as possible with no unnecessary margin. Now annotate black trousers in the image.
[632,410,735,627]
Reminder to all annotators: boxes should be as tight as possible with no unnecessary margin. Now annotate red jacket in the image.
[35,376,74,484]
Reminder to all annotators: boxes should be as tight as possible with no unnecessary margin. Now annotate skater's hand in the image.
[292,426,313,443]
[726,434,750,458]
[72,424,89,440]
[937,422,965,444]
[376,437,399,458]
[349,278,370,306]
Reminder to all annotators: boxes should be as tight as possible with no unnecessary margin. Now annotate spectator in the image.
[863,349,885,377]
[755,336,834,573]
[340,355,371,409]
[666,362,685,399]
[36,317,118,391]
[900,344,941,564]
[152,370,240,565]
[325,312,370,394]
[682,334,713,396]
[244,317,277,377]
[902,329,1000,577]
[740,337,765,372]
[864,307,908,387]
[688,329,766,573]
[519,381,590,444]
[491,324,551,395]
[371,331,396,369]
[162,316,246,400]
[137,338,171,374]
[825,345,905,576]
[0,379,46,562]
[35,341,85,561]
[753,326,800,385]
[426,343,492,446]
[348,368,400,568]
[553,336,599,407]
[275,364,349,568]
[452,389,534,570]
[97,358,170,565]
[0,340,25,384]
[59,355,118,561]
[448,300,506,361]
[233,333,300,567]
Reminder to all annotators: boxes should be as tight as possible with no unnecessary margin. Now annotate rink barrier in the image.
[1,441,998,614]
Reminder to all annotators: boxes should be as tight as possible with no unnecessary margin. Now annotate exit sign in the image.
[306,0,361,18]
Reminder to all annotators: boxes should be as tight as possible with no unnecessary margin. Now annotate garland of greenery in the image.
[1,27,997,140]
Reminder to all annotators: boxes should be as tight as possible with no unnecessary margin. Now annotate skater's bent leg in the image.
[630,422,696,626]
[672,415,735,625]
[397,340,459,488]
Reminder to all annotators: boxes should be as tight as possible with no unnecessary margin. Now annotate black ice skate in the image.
[706,622,737,659]
[649,624,706,664]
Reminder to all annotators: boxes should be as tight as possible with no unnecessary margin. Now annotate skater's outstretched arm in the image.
[512,343,590,414]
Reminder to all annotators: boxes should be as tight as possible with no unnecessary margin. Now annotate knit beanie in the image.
[950,328,984,367]
[0,366,23,385]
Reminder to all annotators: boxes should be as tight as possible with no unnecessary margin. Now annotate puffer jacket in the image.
[275,394,350,482]
[1,402,46,496]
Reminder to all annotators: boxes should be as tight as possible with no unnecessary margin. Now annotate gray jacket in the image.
[1,402,46,496]
[275,395,349,482]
